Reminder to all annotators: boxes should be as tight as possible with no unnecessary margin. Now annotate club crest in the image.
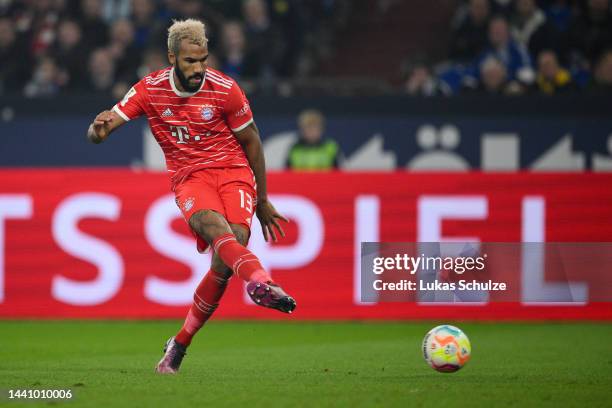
[183,197,195,212]
[201,107,213,120]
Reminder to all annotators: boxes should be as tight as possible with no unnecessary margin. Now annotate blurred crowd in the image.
[0,0,349,98]
[1,0,610,98]
[403,0,612,96]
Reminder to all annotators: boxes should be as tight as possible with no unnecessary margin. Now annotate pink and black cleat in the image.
[155,337,187,374]
[246,281,297,314]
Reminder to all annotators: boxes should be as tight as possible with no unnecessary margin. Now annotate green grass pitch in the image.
[1,321,611,407]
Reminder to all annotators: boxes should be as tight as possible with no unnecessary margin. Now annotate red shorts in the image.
[174,167,257,253]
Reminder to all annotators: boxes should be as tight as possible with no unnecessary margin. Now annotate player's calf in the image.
[174,266,230,347]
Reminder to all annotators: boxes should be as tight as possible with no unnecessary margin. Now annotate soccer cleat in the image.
[155,337,187,374]
[246,281,297,314]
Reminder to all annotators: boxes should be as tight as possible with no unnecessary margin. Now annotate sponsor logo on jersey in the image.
[183,196,195,212]
[201,107,214,120]
[235,102,250,117]
[162,108,173,117]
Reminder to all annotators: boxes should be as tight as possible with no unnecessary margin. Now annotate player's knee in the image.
[189,209,225,242]
[188,209,211,232]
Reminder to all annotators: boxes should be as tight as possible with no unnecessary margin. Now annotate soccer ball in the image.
[422,325,471,373]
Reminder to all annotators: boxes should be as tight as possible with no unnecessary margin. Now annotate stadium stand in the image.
[0,0,610,96]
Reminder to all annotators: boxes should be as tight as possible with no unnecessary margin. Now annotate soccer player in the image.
[86,19,296,374]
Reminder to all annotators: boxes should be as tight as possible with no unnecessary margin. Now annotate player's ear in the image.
[168,51,176,66]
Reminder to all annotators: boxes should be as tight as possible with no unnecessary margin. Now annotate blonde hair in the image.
[298,109,325,129]
[167,19,208,55]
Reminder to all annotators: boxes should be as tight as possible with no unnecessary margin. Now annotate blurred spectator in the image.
[102,0,131,23]
[545,0,573,33]
[219,20,260,80]
[178,0,204,18]
[50,19,87,90]
[568,0,612,63]
[511,0,556,57]
[80,0,109,48]
[267,0,304,76]
[158,0,182,20]
[402,59,450,96]
[23,55,66,97]
[449,0,491,62]
[85,47,116,93]
[0,17,30,92]
[1,0,610,98]
[294,0,350,78]
[0,0,16,16]
[535,49,575,94]
[131,0,158,48]
[478,56,510,93]
[25,0,62,57]
[200,0,243,19]
[286,109,341,171]
[242,0,270,33]
[475,16,534,84]
[590,49,612,93]
[107,18,140,81]
[175,0,232,52]
[242,0,285,78]
[491,0,514,15]
[136,47,168,78]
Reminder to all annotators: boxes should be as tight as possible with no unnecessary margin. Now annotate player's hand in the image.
[91,110,114,141]
[256,198,288,242]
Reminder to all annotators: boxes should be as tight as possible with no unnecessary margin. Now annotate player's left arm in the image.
[87,110,127,144]
[88,81,147,144]
[234,122,288,242]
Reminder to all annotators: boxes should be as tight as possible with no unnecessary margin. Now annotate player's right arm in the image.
[87,81,148,144]
[87,110,126,144]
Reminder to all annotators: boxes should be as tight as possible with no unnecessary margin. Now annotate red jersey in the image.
[112,67,254,189]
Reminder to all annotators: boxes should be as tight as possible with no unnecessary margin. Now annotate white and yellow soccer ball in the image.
[422,325,471,372]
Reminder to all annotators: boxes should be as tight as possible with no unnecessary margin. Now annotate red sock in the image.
[175,268,230,346]
[212,233,272,283]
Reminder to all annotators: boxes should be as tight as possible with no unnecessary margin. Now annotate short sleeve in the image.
[224,81,254,132]
[112,80,147,121]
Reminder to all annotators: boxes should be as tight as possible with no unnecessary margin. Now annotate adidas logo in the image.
[162,108,173,117]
